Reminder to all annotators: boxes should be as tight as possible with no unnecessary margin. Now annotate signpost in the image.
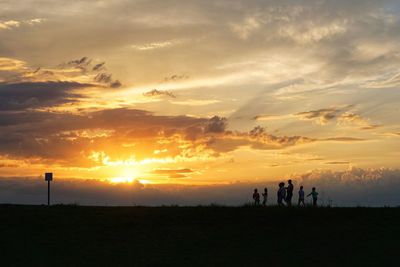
[45,173,53,206]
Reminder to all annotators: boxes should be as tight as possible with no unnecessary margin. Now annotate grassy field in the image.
[0,205,399,267]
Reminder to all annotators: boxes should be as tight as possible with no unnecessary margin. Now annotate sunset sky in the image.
[1,0,400,205]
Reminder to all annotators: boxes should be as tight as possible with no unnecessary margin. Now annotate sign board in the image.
[45,172,53,181]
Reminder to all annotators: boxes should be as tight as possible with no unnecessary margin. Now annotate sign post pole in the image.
[48,179,50,206]
[45,173,53,206]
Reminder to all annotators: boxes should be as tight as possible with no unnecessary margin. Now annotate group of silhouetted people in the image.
[252,180,319,207]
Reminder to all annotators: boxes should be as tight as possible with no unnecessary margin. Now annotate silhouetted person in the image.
[307,187,319,207]
[286,179,294,206]
[253,188,260,206]
[298,186,305,207]
[262,187,268,206]
[277,182,286,206]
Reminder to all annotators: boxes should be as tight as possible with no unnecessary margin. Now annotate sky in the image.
[1,0,400,206]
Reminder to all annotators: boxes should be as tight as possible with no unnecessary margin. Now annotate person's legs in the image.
[286,193,292,206]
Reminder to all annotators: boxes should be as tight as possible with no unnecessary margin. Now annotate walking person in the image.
[262,187,268,206]
[277,182,286,206]
[286,179,294,206]
[307,187,319,207]
[253,188,260,206]
[298,186,305,207]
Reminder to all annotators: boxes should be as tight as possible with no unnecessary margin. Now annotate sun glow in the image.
[109,176,136,184]
[108,168,142,184]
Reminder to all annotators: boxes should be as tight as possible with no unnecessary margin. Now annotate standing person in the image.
[286,179,294,206]
[307,187,319,207]
[262,187,268,206]
[277,182,286,206]
[298,186,305,207]
[253,188,260,206]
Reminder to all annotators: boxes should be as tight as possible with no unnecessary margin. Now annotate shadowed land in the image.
[1,205,399,267]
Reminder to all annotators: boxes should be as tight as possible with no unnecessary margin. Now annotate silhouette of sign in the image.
[45,172,53,181]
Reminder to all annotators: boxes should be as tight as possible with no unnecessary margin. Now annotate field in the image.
[0,205,399,267]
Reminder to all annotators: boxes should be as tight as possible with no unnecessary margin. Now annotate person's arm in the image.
[307,193,311,197]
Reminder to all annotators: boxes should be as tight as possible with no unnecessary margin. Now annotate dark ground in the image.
[0,205,399,267]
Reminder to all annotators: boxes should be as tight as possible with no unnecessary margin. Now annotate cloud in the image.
[230,16,261,40]
[131,39,187,51]
[0,18,44,31]
[92,62,106,72]
[0,167,399,206]
[254,114,292,121]
[163,74,189,82]
[0,108,317,167]
[322,137,366,142]
[63,56,92,70]
[291,167,400,206]
[295,107,380,130]
[337,112,381,130]
[94,73,121,88]
[0,81,89,111]
[0,0,399,184]
[296,108,341,125]
[151,168,194,178]
[59,57,122,88]
[0,57,27,71]
[202,125,314,154]
[0,56,122,89]
[143,89,176,98]
[205,116,227,133]
[325,161,350,165]
[170,99,220,106]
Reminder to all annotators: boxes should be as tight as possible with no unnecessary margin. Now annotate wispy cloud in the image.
[131,39,186,51]
[0,18,44,30]
[143,89,176,98]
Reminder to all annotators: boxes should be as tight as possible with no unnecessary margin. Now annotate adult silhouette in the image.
[277,182,286,206]
[286,179,294,206]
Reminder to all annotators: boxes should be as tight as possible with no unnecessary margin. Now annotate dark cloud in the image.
[0,81,89,111]
[92,62,106,72]
[94,73,121,88]
[163,74,189,82]
[205,116,227,133]
[110,80,121,88]
[64,57,92,70]
[94,73,112,84]
[59,57,122,88]
[143,89,176,98]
